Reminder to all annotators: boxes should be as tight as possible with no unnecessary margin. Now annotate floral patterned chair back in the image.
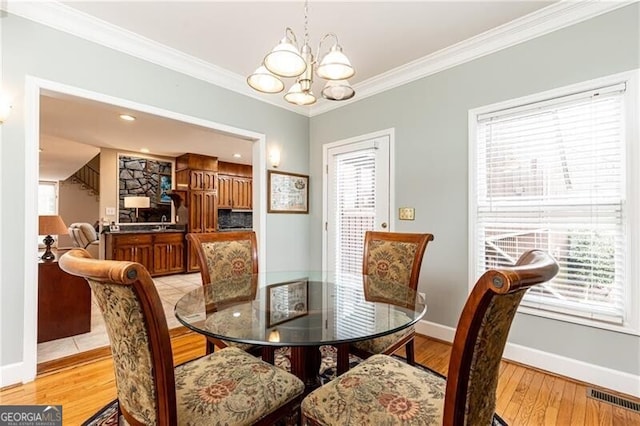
[348,231,434,367]
[188,231,258,284]
[59,248,177,425]
[363,231,434,290]
[187,231,260,354]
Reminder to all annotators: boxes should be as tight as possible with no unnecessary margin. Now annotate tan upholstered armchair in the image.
[68,222,100,258]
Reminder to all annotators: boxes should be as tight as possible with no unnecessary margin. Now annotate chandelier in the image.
[247,0,355,106]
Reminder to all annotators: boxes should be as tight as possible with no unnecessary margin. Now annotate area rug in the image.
[83,346,507,425]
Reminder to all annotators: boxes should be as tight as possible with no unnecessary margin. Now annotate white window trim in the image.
[468,69,640,336]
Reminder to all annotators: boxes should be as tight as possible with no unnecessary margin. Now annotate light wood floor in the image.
[1,332,638,425]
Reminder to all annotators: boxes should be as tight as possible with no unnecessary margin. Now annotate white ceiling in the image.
[39,92,254,181]
[39,1,559,181]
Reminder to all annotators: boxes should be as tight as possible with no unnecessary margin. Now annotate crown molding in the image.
[4,1,634,119]
[4,0,310,117]
[309,0,635,116]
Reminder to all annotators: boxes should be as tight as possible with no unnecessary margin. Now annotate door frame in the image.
[22,75,267,382]
[321,128,396,272]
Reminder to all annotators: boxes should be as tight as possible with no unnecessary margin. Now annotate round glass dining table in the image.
[174,271,426,392]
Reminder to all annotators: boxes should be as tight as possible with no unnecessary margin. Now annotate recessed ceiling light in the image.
[140,148,150,153]
[233,153,242,158]
[119,114,136,121]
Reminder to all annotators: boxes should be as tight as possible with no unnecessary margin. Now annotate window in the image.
[470,72,639,333]
[38,181,58,246]
[38,181,57,215]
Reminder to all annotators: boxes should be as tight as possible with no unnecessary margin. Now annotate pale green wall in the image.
[310,4,640,374]
[1,14,309,366]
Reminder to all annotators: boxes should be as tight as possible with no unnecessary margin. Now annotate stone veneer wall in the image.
[119,156,172,223]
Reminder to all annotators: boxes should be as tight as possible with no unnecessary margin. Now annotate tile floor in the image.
[37,272,203,364]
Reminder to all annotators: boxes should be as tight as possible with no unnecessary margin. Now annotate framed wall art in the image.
[158,174,172,204]
[266,279,309,327]
[268,170,309,213]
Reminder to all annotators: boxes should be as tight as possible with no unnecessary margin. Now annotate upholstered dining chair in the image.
[186,231,263,356]
[349,231,434,365]
[301,250,559,426]
[59,248,304,426]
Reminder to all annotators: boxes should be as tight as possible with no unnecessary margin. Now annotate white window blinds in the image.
[332,148,377,337]
[332,149,376,274]
[473,83,627,324]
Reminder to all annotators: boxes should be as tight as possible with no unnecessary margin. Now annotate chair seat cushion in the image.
[301,354,444,425]
[175,347,304,425]
[351,326,414,354]
[220,339,256,352]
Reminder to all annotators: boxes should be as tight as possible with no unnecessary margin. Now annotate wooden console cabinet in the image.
[38,257,91,343]
[105,232,185,276]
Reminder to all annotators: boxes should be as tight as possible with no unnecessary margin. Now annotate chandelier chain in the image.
[303,0,309,45]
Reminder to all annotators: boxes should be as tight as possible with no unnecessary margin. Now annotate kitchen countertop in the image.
[105,228,186,234]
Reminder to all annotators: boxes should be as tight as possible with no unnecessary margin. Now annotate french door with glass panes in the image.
[324,134,391,273]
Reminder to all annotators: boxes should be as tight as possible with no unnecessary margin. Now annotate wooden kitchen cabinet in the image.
[182,170,216,191]
[153,233,185,275]
[176,153,220,272]
[217,162,252,211]
[108,233,153,272]
[189,191,217,234]
[106,232,185,276]
[217,175,233,208]
[232,177,252,210]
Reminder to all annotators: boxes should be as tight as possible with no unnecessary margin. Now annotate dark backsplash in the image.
[218,210,252,229]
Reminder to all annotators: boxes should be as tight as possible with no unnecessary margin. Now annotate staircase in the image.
[66,163,100,200]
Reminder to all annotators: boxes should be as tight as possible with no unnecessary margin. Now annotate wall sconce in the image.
[0,92,12,124]
[269,149,281,168]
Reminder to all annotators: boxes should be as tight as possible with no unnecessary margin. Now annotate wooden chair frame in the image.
[349,231,434,365]
[443,250,558,425]
[302,250,558,426]
[59,248,298,426]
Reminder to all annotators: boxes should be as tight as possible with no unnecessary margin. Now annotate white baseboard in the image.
[1,362,24,389]
[416,319,640,398]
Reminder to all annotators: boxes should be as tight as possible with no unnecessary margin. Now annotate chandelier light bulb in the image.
[317,44,355,80]
[321,80,355,101]
[247,66,285,93]
[264,36,306,78]
[284,83,317,105]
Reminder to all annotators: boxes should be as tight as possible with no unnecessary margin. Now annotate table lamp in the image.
[39,215,68,261]
[124,196,150,222]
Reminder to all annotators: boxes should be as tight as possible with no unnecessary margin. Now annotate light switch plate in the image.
[106,207,116,215]
[399,207,415,220]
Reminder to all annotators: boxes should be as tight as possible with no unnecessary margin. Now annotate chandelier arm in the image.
[316,32,339,59]
[285,27,299,48]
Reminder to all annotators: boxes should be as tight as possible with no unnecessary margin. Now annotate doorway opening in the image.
[24,76,267,380]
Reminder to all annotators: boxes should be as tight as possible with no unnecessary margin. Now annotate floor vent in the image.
[587,388,640,412]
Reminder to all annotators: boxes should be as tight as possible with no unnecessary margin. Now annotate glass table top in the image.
[174,271,427,347]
